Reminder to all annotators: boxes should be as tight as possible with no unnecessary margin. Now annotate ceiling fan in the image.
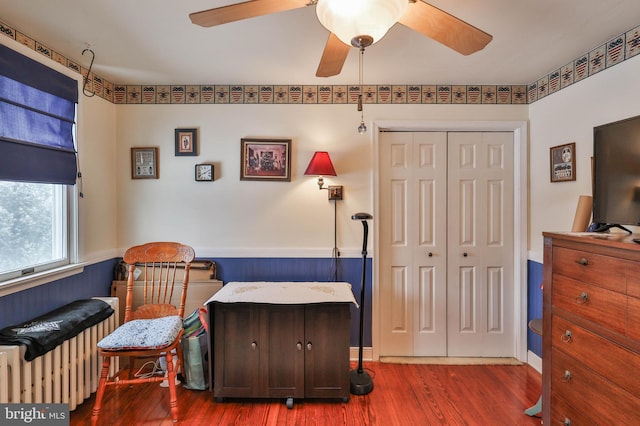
[189,0,492,77]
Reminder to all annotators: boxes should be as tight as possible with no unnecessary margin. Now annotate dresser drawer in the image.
[628,296,640,342]
[626,261,640,298]
[551,348,640,423]
[550,393,596,425]
[552,274,626,334]
[552,315,640,396]
[552,246,626,292]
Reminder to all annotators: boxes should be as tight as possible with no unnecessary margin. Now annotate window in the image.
[0,45,79,283]
[0,182,71,279]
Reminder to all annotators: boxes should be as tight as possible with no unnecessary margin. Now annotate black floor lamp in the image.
[350,212,373,395]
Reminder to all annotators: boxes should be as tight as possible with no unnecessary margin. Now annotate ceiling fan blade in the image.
[399,1,492,55]
[316,33,351,77]
[190,0,312,27]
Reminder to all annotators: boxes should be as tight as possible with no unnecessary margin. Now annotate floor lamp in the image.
[350,212,373,395]
[304,151,344,281]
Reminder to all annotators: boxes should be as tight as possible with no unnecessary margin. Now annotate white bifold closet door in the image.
[378,131,514,357]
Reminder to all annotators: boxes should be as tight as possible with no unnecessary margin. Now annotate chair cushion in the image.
[98,316,183,351]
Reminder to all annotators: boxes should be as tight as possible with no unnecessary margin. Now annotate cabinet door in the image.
[213,303,260,397]
[260,305,305,397]
[304,304,350,399]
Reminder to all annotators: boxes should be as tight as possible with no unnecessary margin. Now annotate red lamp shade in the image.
[304,151,337,176]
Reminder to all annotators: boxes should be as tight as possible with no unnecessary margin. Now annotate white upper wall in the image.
[115,103,527,257]
[528,56,640,261]
[77,94,118,262]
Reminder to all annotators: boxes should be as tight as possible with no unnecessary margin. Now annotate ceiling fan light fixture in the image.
[316,0,408,47]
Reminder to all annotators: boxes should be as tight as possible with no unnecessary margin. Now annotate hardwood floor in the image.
[72,361,542,425]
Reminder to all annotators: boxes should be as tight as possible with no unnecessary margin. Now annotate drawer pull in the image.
[561,330,572,343]
[575,258,589,266]
[296,342,303,351]
[564,418,571,426]
[306,342,313,351]
[575,292,589,304]
[251,341,257,350]
[560,370,572,383]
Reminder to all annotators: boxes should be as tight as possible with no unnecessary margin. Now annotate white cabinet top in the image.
[206,281,358,306]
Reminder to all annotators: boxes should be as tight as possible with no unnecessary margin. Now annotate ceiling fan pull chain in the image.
[357,45,367,134]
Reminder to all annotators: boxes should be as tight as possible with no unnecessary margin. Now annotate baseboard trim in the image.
[350,346,374,362]
[349,347,542,371]
[378,356,523,365]
[527,350,542,374]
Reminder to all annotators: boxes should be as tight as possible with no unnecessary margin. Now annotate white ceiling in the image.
[1,0,639,86]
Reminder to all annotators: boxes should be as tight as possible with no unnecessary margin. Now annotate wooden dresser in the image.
[542,232,640,424]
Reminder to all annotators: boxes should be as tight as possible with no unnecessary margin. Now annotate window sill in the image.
[0,263,85,297]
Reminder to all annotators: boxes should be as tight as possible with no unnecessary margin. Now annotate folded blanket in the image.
[0,299,114,361]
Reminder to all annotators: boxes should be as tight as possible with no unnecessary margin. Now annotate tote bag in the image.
[182,308,208,390]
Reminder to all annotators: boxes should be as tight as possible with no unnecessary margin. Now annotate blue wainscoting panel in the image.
[0,256,372,348]
[211,257,372,347]
[2,255,538,354]
[527,260,544,357]
[0,259,116,329]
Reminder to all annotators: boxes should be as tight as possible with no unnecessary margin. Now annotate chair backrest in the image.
[122,242,195,323]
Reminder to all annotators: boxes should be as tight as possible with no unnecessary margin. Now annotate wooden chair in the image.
[91,242,195,425]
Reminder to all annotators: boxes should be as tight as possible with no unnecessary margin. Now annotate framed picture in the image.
[240,138,291,181]
[175,128,198,156]
[131,147,159,179]
[195,163,214,182]
[550,142,576,182]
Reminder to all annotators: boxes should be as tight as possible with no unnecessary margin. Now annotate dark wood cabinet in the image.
[211,303,261,397]
[211,302,350,404]
[304,304,350,398]
[542,233,640,424]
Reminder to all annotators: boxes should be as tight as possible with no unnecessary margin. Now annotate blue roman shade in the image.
[0,44,78,185]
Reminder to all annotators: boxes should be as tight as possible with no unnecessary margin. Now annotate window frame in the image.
[0,182,80,290]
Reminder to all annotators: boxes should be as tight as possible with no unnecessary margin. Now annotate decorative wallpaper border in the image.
[1,18,639,105]
[529,25,640,102]
[112,84,527,105]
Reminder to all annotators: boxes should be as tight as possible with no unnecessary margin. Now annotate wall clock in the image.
[195,163,214,181]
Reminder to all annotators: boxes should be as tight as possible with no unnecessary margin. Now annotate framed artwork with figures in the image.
[175,128,198,156]
[240,138,291,182]
[550,142,576,182]
[131,147,159,179]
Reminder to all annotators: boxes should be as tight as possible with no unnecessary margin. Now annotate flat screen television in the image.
[592,114,640,233]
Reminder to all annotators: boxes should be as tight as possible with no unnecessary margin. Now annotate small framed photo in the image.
[550,142,576,182]
[195,163,214,182]
[240,138,291,181]
[131,147,159,179]
[175,128,198,156]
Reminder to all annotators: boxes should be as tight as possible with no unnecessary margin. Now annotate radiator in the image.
[0,297,119,411]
